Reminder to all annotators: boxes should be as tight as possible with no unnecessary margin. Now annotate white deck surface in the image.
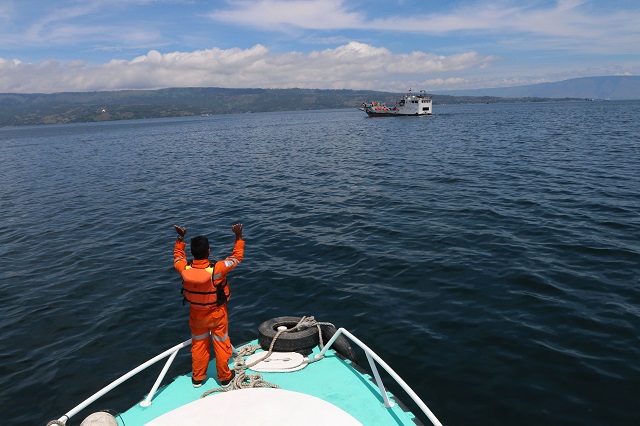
[145,387,362,426]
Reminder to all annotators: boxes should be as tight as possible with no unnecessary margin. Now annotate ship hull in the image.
[365,111,429,117]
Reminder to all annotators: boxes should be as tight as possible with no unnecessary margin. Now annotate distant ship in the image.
[359,90,433,117]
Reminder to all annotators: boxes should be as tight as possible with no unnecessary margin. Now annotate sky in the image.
[1,0,639,94]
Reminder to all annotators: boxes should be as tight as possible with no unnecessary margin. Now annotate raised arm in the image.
[216,224,245,274]
[173,225,188,272]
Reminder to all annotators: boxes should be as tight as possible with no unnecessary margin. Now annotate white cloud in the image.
[23,2,103,43]
[0,1,14,22]
[1,1,637,93]
[208,0,640,54]
[208,0,365,30]
[0,1,163,53]
[0,42,498,93]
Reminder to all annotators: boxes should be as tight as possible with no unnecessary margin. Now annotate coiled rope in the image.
[201,316,334,398]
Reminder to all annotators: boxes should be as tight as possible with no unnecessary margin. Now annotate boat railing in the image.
[315,327,443,426]
[52,328,443,426]
[51,338,192,425]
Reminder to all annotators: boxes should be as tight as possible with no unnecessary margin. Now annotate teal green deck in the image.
[118,340,420,425]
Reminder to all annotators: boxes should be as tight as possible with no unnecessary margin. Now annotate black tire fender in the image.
[258,316,320,353]
[320,324,358,363]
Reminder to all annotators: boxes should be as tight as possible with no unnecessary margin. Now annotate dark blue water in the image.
[1,101,639,425]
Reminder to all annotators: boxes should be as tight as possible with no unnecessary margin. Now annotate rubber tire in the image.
[258,316,320,353]
[320,324,358,363]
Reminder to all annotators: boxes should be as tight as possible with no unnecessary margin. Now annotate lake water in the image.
[1,101,639,425]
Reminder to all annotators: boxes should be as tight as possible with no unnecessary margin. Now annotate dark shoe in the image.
[192,377,205,388]
[221,370,235,386]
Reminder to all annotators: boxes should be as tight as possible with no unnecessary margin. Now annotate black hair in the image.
[190,235,210,260]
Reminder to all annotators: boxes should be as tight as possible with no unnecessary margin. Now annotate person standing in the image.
[173,223,245,387]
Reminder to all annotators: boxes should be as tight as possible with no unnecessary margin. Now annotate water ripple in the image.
[1,103,639,425]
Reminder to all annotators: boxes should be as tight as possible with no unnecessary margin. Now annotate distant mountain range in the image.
[433,76,640,100]
[0,87,569,127]
[1,76,638,126]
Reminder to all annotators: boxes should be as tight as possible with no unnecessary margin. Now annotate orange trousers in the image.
[189,304,233,382]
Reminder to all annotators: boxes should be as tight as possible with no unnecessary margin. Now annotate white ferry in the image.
[360,90,433,117]
[46,316,443,426]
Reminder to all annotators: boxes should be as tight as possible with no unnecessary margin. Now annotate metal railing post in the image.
[365,351,394,408]
[314,327,443,426]
[55,339,191,424]
[140,347,181,407]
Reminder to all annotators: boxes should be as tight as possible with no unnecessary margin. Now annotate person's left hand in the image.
[174,225,186,237]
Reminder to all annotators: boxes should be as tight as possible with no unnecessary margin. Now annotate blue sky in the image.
[1,0,638,93]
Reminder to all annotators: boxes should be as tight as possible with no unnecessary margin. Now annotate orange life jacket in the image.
[181,261,230,309]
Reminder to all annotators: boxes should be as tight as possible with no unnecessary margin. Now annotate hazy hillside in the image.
[0,88,382,127]
[1,76,635,127]
[0,88,575,127]
[434,76,640,100]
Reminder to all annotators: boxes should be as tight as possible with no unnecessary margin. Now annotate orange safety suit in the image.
[173,238,245,383]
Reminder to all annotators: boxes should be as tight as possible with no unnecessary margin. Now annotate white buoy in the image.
[80,412,118,426]
[277,326,288,331]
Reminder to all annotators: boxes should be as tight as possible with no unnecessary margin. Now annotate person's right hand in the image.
[231,223,243,239]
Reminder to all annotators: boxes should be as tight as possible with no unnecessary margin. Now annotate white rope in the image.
[201,316,334,398]
[201,344,279,397]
